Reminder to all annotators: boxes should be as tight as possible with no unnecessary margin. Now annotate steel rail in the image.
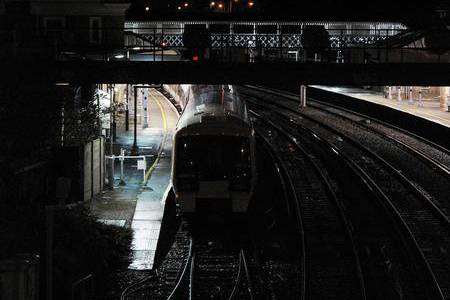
[228,250,245,300]
[184,234,243,300]
[120,270,158,300]
[247,84,450,176]
[243,84,450,157]
[242,89,450,225]
[254,125,306,300]
[167,237,194,300]
[307,100,450,176]
[189,251,195,300]
[252,110,367,300]
[241,250,255,300]
[247,101,446,299]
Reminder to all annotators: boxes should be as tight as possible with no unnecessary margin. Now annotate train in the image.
[172,84,256,216]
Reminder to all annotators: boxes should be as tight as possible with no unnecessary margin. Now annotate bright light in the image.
[177,6,181,10]
[248,1,254,7]
[145,6,150,11]
[210,1,215,6]
[132,46,141,50]
[114,54,125,59]
[218,3,223,8]
[184,2,189,7]
[55,82,70,86]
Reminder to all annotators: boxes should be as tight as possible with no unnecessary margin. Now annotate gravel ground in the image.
[298,106,450,216]
[249,99,450,299]
[311,102,450,169]
[238,86,450,217]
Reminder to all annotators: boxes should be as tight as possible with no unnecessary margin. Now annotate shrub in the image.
[0,204,133,299]
[53,206,133,298]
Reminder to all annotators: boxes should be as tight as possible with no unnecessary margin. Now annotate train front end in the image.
[172,85,256,217]
[174,127,254,215]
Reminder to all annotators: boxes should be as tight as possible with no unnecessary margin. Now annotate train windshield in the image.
[176,135,251,190]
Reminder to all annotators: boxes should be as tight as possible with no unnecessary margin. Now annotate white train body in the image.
[172,85,256,215]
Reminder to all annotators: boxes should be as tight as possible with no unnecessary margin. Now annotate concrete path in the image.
[313,86,450,128]
[129,89,179,270]
[91,87,179,270]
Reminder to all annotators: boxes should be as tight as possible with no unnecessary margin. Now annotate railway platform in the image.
[312,86,450,128]
[91,88,179,271]
[128,88,178,270]
[308,85,450,148]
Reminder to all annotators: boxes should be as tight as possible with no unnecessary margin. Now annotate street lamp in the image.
[107,84,116,155]
[229,0,239,13]
[131,85,152,156]
[131,86,139,155]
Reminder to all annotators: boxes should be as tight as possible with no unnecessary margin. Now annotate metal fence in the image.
[1,27,449,63]
[124,28,402,49]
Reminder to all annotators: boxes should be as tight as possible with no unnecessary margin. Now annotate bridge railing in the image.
[1,26,448,63]
[124,27,406,49]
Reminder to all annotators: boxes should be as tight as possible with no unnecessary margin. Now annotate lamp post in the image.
[131,85,152,155]
[131,85,139,155]
[107,84,114,155]
[112,85,117,142]
[125,84,130,131]
[142,89,148,129]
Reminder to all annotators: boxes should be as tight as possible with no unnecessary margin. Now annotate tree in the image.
[182,24,211,60]
[301,25,331,61]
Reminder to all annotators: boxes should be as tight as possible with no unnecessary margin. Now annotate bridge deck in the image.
[8,61,449,86]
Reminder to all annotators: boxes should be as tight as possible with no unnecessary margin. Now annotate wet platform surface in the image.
[128,89,179,270]
[313,86,450,128]
[91,88,179,270]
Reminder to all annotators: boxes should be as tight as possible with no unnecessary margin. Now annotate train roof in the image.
[176,85,250,131]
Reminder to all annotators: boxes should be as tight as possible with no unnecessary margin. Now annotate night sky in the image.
[128,0,445,25]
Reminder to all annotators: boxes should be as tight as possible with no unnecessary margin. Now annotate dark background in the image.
[127,0,448,26]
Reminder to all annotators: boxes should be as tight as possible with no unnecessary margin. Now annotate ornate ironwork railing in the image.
[124,31,391,49]
[2,25,449,63]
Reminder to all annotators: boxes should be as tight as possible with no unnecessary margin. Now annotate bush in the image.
[301,25,331,60]
[0,204,133,299]
[53,207,133,298]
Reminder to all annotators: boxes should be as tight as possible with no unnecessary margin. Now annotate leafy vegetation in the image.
[0,204,132,299]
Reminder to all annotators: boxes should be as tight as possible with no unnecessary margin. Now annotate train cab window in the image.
[176,135,251,191]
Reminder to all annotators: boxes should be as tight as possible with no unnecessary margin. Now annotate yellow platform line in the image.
[144,91,168,184]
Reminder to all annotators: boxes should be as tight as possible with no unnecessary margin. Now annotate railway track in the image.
[121,225,191,300]
[123,216,303,299]
[244,90,448,299]
[239,85,450,218]
[252,111,367,299]
[241,85,450,164]
[121,140,306,300]
[257,134,306,300]
[167,229,256,300]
